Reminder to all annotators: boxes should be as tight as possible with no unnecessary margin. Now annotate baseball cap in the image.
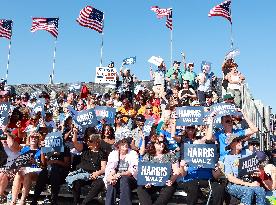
[173,60,181,65]
[223,93,234,100]
[225,134,242,150]
[135,114,146,122]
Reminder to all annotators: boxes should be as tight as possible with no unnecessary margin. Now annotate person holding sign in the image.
[66,133,107,205]
[224,134,266,205]
[104,138,138,205]
[178,80,197,106]
[137,136,179,205]
[206,110,258,161]
[10,132,42,205]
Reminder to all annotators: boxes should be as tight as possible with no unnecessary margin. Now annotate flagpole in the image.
[170,29,173,66]
[100,15,105,67]
[230,23,234,49]
[50,38,57,84]
[5,40,12,83]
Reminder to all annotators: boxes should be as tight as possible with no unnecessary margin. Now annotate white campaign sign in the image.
[148,56,163,66]
[95,67,117,84]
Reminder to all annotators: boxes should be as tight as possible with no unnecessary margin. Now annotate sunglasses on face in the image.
[225,120,233,124]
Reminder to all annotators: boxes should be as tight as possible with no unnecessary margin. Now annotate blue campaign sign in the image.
[143,118,154,136]
[67,105,78,118]
[41,132,64,154]
[0,102,10,127]
[137,162,171,186]
[183,143,218,168]
[8,150,36,170]
[210,103,242,119]
[94,106,116,125]
[176,106,205,126]
[123,56,136,65]
[75,108,98,128]
[238,153,259,177]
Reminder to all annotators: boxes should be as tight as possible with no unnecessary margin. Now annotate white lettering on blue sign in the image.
[140,166,168,177]
[187,147,215,158]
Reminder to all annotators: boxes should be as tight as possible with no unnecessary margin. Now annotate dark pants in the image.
[105,176,136,205]
[72,178,105,205]
[197,90,206,105]
[137,184,176,205]
[178,179,225,205]
[31,166,68,205]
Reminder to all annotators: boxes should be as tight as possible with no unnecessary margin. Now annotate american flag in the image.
[208,0,232,23]
[77,6,104,33]
[166,9,173,30]
[151,6,173,30]
[0,19,12,39]
[31,18,59,38]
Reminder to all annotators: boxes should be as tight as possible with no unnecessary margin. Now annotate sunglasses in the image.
[225,120,233,124]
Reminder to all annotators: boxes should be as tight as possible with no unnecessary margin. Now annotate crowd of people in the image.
[0,55,275,205]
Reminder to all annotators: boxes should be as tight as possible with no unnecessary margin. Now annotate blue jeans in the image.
[65,168,90,189]
[226,183,266,205]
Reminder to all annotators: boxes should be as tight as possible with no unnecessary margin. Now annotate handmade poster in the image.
[143,118,154,136]
[68,83,81,93]
[238,153,259,177]
[137,162,171,186]
[9,150,36,170]
[123,56,136,65]
[148,56,163,66]
[0,102,10,127]
[95,67,117,84]
[75,108,98,129]
[210,103,242,119]
[94,106,116,125]
[41,132,64,154]
[183,143,218,168]
[176,106,205,126]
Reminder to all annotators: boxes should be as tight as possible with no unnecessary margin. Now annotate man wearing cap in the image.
[150,61,166,96]
[224,134,266,205]
[130,114,146,151]
[165,60,183,88]
[182,62,197,89]
[223,92,235,105]
[120,63,134,101]
[206,110,258,161]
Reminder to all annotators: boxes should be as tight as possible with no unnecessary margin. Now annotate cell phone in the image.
[0,134,7,140]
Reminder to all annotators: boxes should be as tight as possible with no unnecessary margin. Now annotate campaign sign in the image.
[143,118,154,136]
[41,132,64,154]
[148,56,164,66]
[68,83,81,93]
[204,109,223,128]
[211,103,241,119]
[238,153,259,177]
[67,105,78,118]
[0,102,10,127]
[94,106,116,125]
[75,108,98,129]
[176,106,205,126]
[137,162,171,186]
[95,67,117,84]
[8,150,36,170]
[183,144,217,168]
[123,56,136,65]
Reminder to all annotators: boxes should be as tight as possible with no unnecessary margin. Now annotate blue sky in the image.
[0,0,275,112]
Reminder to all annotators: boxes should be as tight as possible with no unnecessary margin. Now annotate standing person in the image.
[224,134,266,205]
[120,63,134,102]
[10,132,42,205]
[165,61,183,89]
[130,114,146,152]
[178,80,197,106]
[137,136,179,205]
[66,133,107,205]
[150,61,166,95]
[206,110,258,161]
[182,60,197,89]
[104,138,138,205]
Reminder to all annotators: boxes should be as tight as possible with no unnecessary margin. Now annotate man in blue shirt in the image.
[206,110,258,161]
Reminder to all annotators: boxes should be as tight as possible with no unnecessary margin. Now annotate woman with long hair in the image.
[100,125,115,156]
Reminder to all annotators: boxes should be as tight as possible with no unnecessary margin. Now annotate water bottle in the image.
[7,191,12,203]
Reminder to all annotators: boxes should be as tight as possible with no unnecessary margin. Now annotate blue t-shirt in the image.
[224,150,247,178]
[214,128,246,161]
[160,130,180,151]
[20,146,41,168]
[177,167,213,182]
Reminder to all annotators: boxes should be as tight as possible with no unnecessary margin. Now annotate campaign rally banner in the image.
[176,106,205,126]
[183,143,217,168]
[95,67,117,84]
[75,108,98,129]
[204,110,223,128]
[0,102,10,127]
[8,150,36,170]
[94,106,116,125]
[238,153,259,177]
[137,162,171,186]
[143,118,154,136]
[148,56,164,66]
[123,56,136,65]
[210,103,241,119]
[41,132,64,154]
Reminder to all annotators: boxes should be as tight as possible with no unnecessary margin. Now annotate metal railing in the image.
[241,83,271,151]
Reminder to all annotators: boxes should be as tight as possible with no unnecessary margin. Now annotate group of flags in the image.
[0,1,232,40]
[0,5,104,40]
